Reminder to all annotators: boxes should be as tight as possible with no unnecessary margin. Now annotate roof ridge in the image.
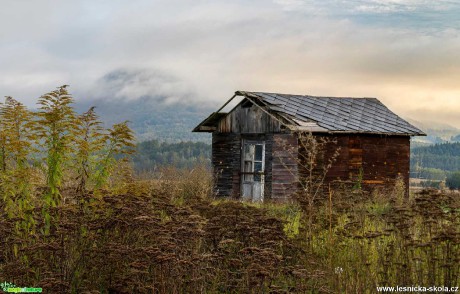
[242,90,378,100]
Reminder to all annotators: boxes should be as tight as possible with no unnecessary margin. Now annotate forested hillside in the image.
[133,139,211,171]
[411,142,460,172]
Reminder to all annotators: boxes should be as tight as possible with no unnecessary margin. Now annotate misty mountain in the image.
[75,96,213,142]
[408,118,460,145]
[71,68,215,142]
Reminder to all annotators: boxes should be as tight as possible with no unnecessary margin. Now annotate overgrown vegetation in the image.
[2,164,459,292]
[0,85,135,241]
[1,88,459,293]
[275,132,341,241]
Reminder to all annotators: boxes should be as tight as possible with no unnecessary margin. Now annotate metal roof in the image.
[238,91,425,136]
[193,91,426,136]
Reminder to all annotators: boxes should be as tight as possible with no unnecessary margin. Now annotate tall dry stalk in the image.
[74,107,105,196]
[35,85,78,233]
[276,131,340,239]
[94,121,136,189]
[0,96,37,238]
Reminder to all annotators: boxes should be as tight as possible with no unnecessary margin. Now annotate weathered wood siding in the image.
[212,133,276,199]
[271,133,298,201]
[212,100,287,199]
[212,133,240,197]
[361,135,410,192]
[217,102,282,134]
[211,132,299,201]
[318,134,410,195]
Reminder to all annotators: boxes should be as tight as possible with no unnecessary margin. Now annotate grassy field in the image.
[1,165,459,293]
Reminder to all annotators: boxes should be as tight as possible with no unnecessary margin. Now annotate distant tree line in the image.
[133,139,211,171]
[410,142,460,189]
[411,142,460,172]
[410,167,447,181]
[412,142,460,156]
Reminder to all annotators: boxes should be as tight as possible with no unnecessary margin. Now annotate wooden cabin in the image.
[193,91,425,201]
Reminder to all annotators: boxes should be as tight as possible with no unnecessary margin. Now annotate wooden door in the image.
[241,140,265,201]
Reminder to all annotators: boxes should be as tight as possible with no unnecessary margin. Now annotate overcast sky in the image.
[1,0,460,126]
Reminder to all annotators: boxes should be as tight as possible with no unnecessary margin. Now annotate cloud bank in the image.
[1,0,460,126]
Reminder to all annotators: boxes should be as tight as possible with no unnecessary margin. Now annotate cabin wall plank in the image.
[217,102,282,134]
[271,133,298,201]
[309,134,410,196]
[212,133,241,197]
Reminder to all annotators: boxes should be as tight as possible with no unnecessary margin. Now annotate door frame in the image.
[240,139,265,201]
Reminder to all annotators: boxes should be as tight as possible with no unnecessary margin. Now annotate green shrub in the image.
[446,171,460,190]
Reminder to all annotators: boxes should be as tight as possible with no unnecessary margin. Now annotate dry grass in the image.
[1,165,459,293]
[0,165,325,293]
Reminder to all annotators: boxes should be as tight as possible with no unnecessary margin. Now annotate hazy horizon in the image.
[1,0,460,127]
